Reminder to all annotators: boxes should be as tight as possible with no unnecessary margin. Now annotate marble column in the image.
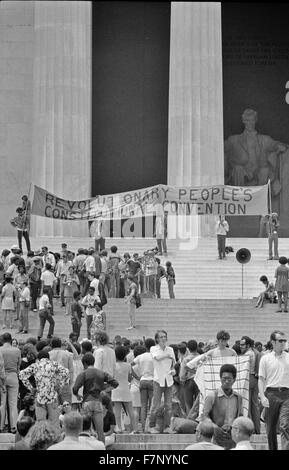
[167,2,224,239]
[32,1,91,237]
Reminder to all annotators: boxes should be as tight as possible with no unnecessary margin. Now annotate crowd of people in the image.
[0,325,287,451]
[0,242,176,338]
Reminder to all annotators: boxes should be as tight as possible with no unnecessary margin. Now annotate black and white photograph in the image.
[0,0,289,454]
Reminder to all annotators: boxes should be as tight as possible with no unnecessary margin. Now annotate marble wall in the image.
[0,1,91,238]
[0,1,34,236]
[168,2,224,238]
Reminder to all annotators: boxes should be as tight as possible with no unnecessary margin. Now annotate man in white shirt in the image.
[41,246,55,271]
[82,249,96,296]
[40,263,56,314]
[18,281,31,334]
[258,329,289,450]
[56,254,73,307]
[88,272,99,294]
[149,330,175,434]
[93,331,116,378]
[37,287,55,340]
[231,416,254,450]
[216,215,229,259]
[73,248,87,294]
[131,337,155,432]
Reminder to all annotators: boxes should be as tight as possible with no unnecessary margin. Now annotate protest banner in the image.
[31,182,269,220]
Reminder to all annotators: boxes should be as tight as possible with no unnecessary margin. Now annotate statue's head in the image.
[242,109,257,131]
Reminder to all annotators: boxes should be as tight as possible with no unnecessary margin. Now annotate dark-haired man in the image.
[10,207,31,253]
[202,363,243,449]
[208,330,237,358]
[258,330,289,450]
[19,350,70,428]
[73,353,118,443]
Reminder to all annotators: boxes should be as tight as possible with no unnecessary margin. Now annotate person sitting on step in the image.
[255,275,276,308]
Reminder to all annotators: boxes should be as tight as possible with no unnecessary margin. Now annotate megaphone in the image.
[236,248,251,298]
[236,248,251,264]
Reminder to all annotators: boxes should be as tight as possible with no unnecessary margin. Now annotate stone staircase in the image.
[0,432,280,450]
[0,433,15,450]
[0,236,286,299]
[1,236,288,344]
[111,433,279,451]
[1,298,288,346]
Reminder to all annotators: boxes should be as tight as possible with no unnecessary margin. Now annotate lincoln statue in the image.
[224,109,289,199]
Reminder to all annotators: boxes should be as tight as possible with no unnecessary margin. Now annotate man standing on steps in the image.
[216,215,229,260]
[258,329,289,450]
[265,213,279,260]
[149,330,176,434]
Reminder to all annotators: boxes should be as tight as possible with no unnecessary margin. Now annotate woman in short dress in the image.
[1,276,16,329]
[111,346,137,433]
[274,256,289,313]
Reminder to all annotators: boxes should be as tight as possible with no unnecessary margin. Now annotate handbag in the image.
[135,293,142,309]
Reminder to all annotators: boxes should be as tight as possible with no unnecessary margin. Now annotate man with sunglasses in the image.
[258,330,289,450]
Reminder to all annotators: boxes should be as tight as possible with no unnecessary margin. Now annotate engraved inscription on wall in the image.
[223,36,289,66]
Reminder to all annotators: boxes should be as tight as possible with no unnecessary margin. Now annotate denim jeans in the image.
[43,285,54,314]
[265,388,289,450]
[71,320,81,340]
[217,234,226,258]
[19,302,29,331]
[17,230,31,252]
[30,281,41,310]
[140,380,153,430]
[35,399,59,429]
[86,314,93,339]
[248,374,260,434]
[128,302,136,328]
[109,271,120,298]
[167,279,175,299]
[0,372,19,431]
[183,377,199,415]
[156,238,167,254]
[268,233,278,258]
[149,381,173,429]
[82,400,104,443]
[38,309,55,339]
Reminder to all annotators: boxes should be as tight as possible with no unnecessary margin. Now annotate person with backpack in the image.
[28,257,42,312]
